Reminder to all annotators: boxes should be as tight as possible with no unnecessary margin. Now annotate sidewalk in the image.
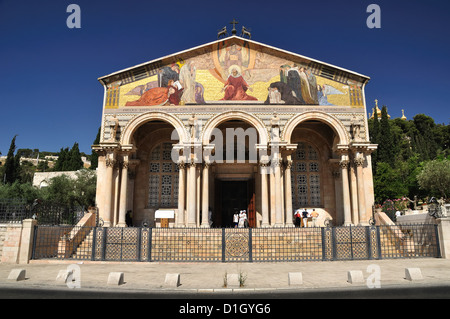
[1,258,450,294]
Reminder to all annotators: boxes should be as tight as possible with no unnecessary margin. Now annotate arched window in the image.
[291,142,321,208]
[148,142,179,208]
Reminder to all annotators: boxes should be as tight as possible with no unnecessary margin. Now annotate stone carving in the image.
[109,115,120,142]
[350,115,361,141]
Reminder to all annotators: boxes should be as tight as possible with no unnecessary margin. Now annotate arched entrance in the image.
[202,112,268,228]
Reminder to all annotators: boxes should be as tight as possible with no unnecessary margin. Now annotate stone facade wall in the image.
[0,224,23,263]
[0,225,7,260]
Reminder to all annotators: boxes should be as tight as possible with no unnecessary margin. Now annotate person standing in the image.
[311,208,319,227]
[238,210,247,228]
[302,208,309,227]
[294,209,301,227]
[233,211,239,228]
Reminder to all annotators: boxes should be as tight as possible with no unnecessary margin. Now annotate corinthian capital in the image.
[339,160,350,169]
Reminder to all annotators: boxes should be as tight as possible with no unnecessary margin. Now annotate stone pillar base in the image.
[438,217,450,259]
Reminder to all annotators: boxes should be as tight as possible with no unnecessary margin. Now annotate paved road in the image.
[1,258,450,305]
[1,283,450,299]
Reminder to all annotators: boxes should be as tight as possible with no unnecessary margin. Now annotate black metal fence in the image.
[0,199,30,223]
[31,224,441,262]
[0,199,85,225]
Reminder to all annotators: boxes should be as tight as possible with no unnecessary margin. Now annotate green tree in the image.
[4,135,20,184]
[54,147,69,171]
[39,169,97,208]
[90,127,101,170]
[411,114,439,161]
[373,162,408,202]
[377,106,395,166]
[68,142,84,171]
[0,181,40,203]
[73,169,97,207]
[417,159,450,198]
[368,110,380,173]
[53,143,84,172]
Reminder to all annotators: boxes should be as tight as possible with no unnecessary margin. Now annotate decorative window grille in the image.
[291,142,322,208]
[148,143,179,208]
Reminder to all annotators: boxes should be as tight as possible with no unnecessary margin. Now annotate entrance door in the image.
[215,180,255,228]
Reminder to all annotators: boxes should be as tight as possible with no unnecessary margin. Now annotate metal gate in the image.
[332,226,372,260]
[32,224,440,262]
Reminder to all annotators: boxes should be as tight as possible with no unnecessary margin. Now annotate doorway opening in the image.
[214,179,255,228]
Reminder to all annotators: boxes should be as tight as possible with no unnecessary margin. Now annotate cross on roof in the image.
[230,18,239,34]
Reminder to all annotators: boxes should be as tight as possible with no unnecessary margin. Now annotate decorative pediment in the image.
[99,36,369,109]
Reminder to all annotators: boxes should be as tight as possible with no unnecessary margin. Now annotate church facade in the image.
[93,35,377,228]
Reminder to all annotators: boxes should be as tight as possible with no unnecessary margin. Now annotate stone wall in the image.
[0,224,23,263]
[0,225,7,260]
[0,220,37,264]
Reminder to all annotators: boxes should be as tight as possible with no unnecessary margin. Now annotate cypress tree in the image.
[377,106,395,166]
[370,108,380,173]
[90,127,101,170]
[54,147,69,171]
[68,142,84,171]
[4,135,19,184]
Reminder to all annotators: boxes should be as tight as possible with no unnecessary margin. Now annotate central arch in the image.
[201,110,269,146]
[201,111,268,228]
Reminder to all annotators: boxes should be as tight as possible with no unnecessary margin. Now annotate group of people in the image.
[294,208,319,227]
[233,210,248,228]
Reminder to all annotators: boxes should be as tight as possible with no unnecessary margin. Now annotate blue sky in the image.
[0,0,449,155]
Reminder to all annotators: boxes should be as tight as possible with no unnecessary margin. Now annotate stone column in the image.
[269,165,276,225]
[196,165,201,227]
[355,154,368,224]
[284,158,294,226]
[332,168,343,225]
[350,163,359,225]
[187,161,197,227]
[103,153,116,227]
[177,161,186,227]
[260,161,270,227]
[117,158,129,227]
[201,162,210,227]
[274,157,283,226]
[340,157,352,226]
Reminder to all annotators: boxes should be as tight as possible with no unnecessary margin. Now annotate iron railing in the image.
[0,199,85,225]
[31,224,441,262]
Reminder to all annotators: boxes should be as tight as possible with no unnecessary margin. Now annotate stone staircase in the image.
[71,229,94,260]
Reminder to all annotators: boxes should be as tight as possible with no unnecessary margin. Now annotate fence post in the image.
[148,227,152,262]
[248,228,252,262]
[321,226,333,261]
[375,226,382,259]
[137,227,142,261]
[101,227,107,261]
[91,227,97,261]
[31,225,38,260]
[222,228,226,262]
